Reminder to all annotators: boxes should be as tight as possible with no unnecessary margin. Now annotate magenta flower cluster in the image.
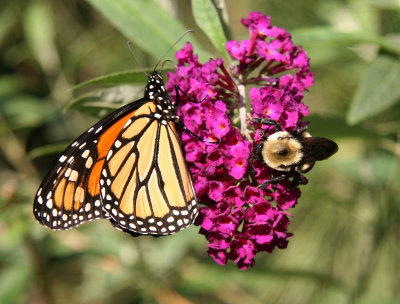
[166,12,313,269]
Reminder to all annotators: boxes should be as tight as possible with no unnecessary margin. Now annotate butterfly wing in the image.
[100,101,198,236]
[34,71,199,236]
[33,99,148,230]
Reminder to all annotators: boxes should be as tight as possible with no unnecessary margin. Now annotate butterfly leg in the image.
[174,85,207,105]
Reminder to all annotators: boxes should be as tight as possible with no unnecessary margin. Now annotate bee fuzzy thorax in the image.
[261,131,303,171]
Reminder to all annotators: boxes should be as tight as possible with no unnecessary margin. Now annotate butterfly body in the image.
[34,71,198,236]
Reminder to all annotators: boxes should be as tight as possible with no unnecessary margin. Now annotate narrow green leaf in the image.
[191,0,228,58]
[66,85,143,117]
[72,70,148,90]
[85,0,211,61]
[292,27,400,57]
[23,1,59,73]
[347,55,400,125]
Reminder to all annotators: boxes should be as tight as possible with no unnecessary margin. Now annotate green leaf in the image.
[191,0,229,58]
[347,55,400,125]
[85,0,212,61]
[72,70,149,90]
[66,86,142,117]
[292,27,400,57]
[23,1,59,73]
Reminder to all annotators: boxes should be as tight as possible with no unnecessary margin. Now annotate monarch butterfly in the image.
[33,69,199,236]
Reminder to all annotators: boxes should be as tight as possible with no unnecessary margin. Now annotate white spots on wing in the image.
[85,157,93,169]
[69,170,79,182]
[59,155,67,162]
[124,119,132,129]
[106,150,113,161]
[95,126,103,134]
[114,140,121,148]
[65,168,71,178]
[82,149,90,159]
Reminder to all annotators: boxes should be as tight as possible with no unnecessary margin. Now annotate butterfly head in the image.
[145,71,167,99]
[144,71,179,122]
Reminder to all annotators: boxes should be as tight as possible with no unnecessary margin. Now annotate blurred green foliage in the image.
[0,0,399,303]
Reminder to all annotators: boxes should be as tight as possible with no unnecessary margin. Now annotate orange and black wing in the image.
[33,99,148,230]
[99,101,198,235]
[34,71,198,236]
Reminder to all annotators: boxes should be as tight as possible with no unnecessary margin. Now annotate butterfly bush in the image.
[166,12,313,269]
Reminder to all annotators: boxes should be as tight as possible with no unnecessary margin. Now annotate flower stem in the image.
[238,79,251,141]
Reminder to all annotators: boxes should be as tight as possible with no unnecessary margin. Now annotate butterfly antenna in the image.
[154,29,194,72]
[127,41,148,76]
[159,59,174,74]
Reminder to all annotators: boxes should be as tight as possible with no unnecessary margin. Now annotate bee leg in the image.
[251,117,282,132]
[259,175,286,188]
[292,125,309,137]
[290,172,307,187]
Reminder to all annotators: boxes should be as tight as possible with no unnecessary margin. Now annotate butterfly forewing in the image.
[33,71,198,236]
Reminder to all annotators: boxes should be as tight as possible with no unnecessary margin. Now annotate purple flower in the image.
[167,12,313,269]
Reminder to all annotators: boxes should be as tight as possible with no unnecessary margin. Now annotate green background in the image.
[0,0,399,303]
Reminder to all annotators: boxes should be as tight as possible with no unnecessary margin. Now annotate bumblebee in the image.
[252,117,338,187]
